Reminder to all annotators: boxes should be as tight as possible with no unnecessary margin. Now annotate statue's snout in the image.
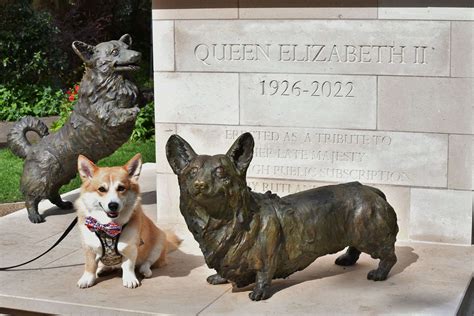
[129,51,141,64]
[193,180,208,191]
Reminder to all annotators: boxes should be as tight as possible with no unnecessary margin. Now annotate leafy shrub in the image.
[51,0,152,85]
[0,0,152,89]
[50,85,78,131]
[0,0,67,87]
[0,85,66,121]
[131,102,155,141]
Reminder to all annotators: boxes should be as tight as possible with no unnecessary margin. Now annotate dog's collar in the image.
[85,216,122,237]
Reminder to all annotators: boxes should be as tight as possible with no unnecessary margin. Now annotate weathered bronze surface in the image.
[166,132,399,301]
[7,34,141,223]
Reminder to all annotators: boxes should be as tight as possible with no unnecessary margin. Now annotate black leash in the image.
[0,217,78,271]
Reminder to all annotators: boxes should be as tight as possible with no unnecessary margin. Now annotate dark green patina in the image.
[166,132,399,301]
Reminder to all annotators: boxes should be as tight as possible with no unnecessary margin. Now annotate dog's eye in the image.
[189,167,198,178]
[117,185,126,192]
[111,49,119,56]
[215,167,226,178]
[98,187,107,193]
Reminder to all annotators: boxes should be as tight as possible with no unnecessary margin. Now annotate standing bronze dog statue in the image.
[166,132,399,301]
[8,34,141,223]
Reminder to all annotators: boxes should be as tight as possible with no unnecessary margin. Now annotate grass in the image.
[0,140,156,203]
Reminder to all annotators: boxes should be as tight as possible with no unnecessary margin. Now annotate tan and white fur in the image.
[75,154,180,288]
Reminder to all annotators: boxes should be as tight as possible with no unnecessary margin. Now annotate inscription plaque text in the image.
[176,20,450,76]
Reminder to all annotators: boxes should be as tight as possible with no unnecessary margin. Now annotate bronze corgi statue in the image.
[166,132,399,301]
[8,34,141,223]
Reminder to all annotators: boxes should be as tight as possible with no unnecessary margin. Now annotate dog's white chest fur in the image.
[76,196,107,258]
[79,224,102,256]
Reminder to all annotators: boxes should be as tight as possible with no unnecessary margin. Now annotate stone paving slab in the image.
[0,164,472,315]
[202,242,472,315]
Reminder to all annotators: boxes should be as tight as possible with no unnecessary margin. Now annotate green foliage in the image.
[97,139,156,167]
[50,85,78,131]
[131,102,155,141]
[50,101,73,131]
[0,0,67,87]
[0,85,66,121]
[0,1,72,122]
[0,140,156,203]
[133,70,154,90]
[50,0,152,85]
[0,148,24,203]
[0,0,152,90]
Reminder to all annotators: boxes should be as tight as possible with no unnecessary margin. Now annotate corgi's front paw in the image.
[122,274,140,288]
[77,272,96,288]
[28,213,44,224]
[207,273,228,285]
[249,286,271,301]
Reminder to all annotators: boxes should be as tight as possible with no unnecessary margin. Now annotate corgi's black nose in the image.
[108,202,119,211]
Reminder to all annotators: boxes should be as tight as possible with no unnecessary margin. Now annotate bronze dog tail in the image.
[7,116,49,159]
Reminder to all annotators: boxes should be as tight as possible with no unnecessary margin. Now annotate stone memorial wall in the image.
[152,1,473,244]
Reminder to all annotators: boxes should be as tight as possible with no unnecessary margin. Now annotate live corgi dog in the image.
[75,154,181,288]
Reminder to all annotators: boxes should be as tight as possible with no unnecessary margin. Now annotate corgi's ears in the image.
[166,135,197,175]
[226,132,254,176]
[78,155,97,181]
[119,34,132,46]
[72,41,94,63]
[125,153,142,182]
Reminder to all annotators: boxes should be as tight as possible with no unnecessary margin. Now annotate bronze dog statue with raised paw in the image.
[8,34,141,223]
[166,132,399,301]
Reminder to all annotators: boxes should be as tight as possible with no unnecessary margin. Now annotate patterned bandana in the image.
[85,216,122,237]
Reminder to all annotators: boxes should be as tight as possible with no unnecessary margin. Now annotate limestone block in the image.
[175,20,450,76]
[239,0,377,19]
[156,173,181,221]
[239,0,377,20]
[448,135,473,190]
[154,72,239,125]
[164,124,448,188]
[451,22,474,78]
[378,0,474,21]
[240,73,376,129]
[409,188,472,245]
[239,7,377,19]
[155,123,176,174]
[152,20,174,72]
[378,77,473,134]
